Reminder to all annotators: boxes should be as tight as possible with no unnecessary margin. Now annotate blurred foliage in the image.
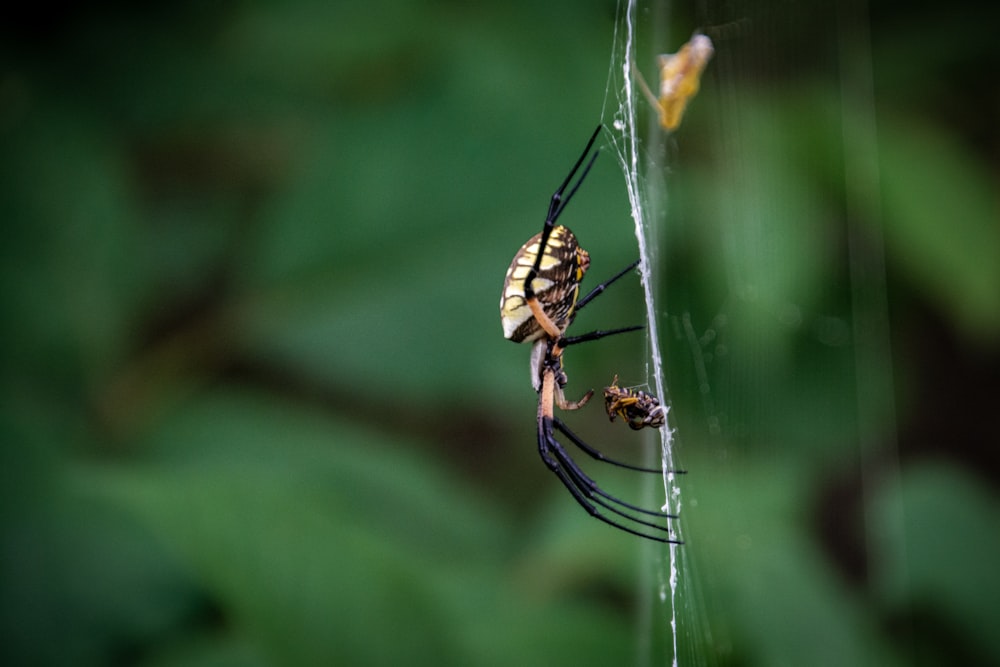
[2,0,999,666]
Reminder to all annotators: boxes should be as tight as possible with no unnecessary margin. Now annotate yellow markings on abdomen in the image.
[500,225,588,343]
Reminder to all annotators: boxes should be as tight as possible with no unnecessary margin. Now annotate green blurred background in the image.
[2,1,998,665]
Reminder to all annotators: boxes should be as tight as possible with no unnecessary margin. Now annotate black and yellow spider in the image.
[500,125,680,544]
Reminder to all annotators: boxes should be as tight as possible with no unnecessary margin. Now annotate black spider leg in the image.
[550,433,679,521]
[539,419,674,540]
[561,326,644,346]
[545,124,604,239]
[524,125,603,303]
[576,259,640,311]
[539,416,681,543]
[552,416,665,474]
[562,258,643,344]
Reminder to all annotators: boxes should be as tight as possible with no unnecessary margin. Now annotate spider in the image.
[500,125,680,544]
[604,374,667,430]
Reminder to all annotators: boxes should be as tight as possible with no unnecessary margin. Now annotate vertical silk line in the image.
[605,1,682,665]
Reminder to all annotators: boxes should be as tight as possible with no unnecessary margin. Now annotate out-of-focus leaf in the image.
[872,463,1000,665]
[141,636,270,667]
[693,88,844,340]
[73,388,641,666]
[0,107,139,384]
[879,117,1000,338]
[0,479,198,666]
[75,392,486,665]
[674,458,905,666]
[671,87,864,459]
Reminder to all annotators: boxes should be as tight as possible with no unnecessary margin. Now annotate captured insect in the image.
[635,32,714,131]
[603,374,666,430]
[500,125,680,543]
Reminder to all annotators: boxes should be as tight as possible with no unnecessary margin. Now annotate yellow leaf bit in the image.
[637,33,714,131]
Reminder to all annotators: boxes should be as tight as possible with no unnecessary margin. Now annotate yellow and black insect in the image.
[604,374,666,430]
[500,125,680,544]
[635,32,714,131]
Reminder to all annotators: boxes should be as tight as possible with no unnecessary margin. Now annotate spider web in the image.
[601,1,684,664]
[598,1,910,666]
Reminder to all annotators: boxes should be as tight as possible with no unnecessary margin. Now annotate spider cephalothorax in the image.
[499,125,680,544]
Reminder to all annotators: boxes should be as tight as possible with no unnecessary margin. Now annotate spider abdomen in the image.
[500,225,590,343]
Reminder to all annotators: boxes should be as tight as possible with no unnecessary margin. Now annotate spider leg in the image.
[523,126,603,335]
[557,259,643,352]
[559,259,644,348]
[561,325,644,347]
[576,259,640,311]
[554,385,593,411]
[538,416,681,543]
[532,127,602,276]
[552,416,686,474]
[544,124,603,232]
[549,433,678,520]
